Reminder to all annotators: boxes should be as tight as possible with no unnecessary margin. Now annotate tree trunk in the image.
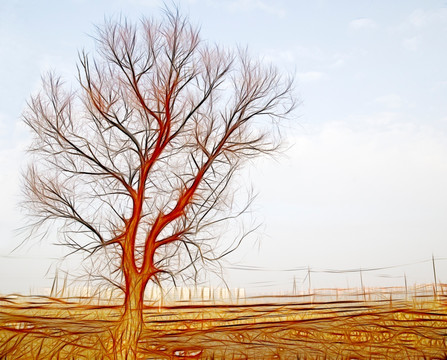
[114,276,146,360]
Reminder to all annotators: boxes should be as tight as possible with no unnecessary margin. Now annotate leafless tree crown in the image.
[22,11,296,288]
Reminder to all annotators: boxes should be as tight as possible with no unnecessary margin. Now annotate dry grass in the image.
[1,289,447,359]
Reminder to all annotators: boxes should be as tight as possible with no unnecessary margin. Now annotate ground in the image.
[1,290,447,359]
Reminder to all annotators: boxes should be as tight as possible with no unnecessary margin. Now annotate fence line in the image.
[3,256,445,304]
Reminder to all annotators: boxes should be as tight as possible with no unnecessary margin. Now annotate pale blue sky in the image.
[1,0,447,294]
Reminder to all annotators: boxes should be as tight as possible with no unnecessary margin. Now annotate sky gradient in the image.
[1,0,447,295]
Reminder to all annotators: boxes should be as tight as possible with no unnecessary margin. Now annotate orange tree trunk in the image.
[114,275,146,360]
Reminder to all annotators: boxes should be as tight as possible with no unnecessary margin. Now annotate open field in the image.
[1,286,447,359]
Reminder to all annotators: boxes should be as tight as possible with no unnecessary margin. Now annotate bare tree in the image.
[22,8,295,358]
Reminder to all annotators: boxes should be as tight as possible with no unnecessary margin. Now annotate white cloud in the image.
[349,18,377,30]
[296,71,325,83]
[394,8,447,33]
[262,50,295,66]
[361,111,402,127]
[0,113,6,138]
[402,35,421,51]
[374,94,404,109]
[293,45,325,61]
[222,0,286,18]
[407,8,447,28]
[408,9,429,27]
[120,0,161,7]
[330,58,345,68]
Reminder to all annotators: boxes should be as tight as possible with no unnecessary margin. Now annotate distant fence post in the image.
[307,266,311,294]
[50,269,58,298]
[359,268,366,301]
[404,273,408,301]
[432,254,438,299]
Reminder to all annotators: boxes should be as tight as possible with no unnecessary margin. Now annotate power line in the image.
[227,257,447,274]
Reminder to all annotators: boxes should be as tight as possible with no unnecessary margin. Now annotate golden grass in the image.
[1,290,447,359]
